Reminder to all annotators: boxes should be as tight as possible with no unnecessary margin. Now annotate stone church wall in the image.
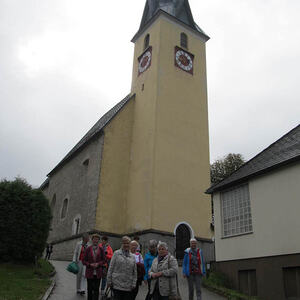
[44,134,104,243]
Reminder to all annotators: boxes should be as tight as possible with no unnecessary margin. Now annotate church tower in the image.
[42,0,213,261]
[126,0,212,254]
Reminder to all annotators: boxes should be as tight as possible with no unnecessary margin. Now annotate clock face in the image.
[138,46,152,75]
[174,46,194,74]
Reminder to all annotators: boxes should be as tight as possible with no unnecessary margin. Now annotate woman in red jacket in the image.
[83,233,106,300]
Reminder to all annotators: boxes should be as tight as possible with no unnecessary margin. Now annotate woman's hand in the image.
[151,272,163,278]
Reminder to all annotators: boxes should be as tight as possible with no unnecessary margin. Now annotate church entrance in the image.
[175,223,191,260]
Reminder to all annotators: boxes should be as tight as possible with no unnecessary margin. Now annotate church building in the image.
[41,0,214,261]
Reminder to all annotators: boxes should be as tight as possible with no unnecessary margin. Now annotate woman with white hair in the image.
[149,241,178,300]
[107,236,137,300]
[182,238,205,300]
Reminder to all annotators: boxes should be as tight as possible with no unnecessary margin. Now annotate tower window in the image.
[144,34,150,50]
[61,198,69,219]
[83,158,89,166]
[180,32,188,49]
[51,194,56,212]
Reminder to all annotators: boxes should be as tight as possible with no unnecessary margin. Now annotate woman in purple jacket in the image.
[83,233,106,300]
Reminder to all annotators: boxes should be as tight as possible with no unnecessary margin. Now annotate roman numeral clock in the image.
[175,46,194,75]
[137,45,194,75]
[138,46,152,76]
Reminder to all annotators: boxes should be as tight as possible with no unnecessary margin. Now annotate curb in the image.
[41,275,56,300]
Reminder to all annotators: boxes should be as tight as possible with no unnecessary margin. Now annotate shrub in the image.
[0,178,52,263]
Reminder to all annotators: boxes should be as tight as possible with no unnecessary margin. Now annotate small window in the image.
[283,267,300,299]
[51,194,56,212]
[83,158,89,166]
[61,198,68,219]
[238,270,257,296]
[144,34,150,50]
[72,215,81,235]
[181,32,188,49]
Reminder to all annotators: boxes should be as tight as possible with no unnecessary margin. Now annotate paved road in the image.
[49,260,225,300]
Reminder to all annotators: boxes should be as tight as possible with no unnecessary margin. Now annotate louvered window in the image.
[221,184,253,237]
[144,34,150,50]
[180,32,188,48]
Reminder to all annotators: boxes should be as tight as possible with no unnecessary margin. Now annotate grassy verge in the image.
[203,272,260,300]
[0,259,55,300]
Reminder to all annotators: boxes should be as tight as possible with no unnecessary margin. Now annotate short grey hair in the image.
[157,241,168,250]
[122,236,131,243]
[190,238,197,242]
[149,240,158,247]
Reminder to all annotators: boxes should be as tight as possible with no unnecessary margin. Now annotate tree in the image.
[0,178,51,263]
[210,153,246,184]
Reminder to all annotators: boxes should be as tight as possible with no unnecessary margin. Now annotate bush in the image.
[0,178,52,263]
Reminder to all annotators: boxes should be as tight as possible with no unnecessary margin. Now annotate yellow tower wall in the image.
[128,15,212,238]
[95,98,135,234]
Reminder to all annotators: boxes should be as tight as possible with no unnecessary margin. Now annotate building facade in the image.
[207,125,300,300]
[42,0,214,261]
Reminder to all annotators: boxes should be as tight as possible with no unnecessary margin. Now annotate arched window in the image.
[83,158,89,167]
[61,198,68,219]
[144,34,150,50]
[50,194,56,212]
[180,32,188,49]
[72,215,81,235]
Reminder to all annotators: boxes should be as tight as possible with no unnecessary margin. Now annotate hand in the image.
[143,280,148,285]
[183,274,186,278]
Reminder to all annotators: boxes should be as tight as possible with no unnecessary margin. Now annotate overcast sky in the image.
[0,0,299,187]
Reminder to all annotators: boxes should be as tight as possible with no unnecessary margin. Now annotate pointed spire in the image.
[137,0,208,38]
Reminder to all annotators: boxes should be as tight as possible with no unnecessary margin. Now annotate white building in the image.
[207,124,300,300]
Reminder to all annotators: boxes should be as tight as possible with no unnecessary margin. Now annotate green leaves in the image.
[210,153,246,184]
[0,178,52,263]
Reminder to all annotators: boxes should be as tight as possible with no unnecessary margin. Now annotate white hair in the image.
[157,241,168,250]
[190,238,197,242]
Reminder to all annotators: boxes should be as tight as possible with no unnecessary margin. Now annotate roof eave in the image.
[131,10,210,43]
[206,155,300,194]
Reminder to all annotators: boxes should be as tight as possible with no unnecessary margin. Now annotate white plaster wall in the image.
[214,162,300,262]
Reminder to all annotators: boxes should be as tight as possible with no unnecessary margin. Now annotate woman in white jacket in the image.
[149,242,178,300]
[107,236,137,300]
[73,233,90,295]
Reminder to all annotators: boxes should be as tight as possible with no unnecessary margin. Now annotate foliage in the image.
[203,271,261,300]
[0,259,54,300]
[0,178,52,263]
[210,153,246,184]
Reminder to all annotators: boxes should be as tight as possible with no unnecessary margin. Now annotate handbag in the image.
[66,261,79,274]
[167,255,182,300]
[102,286,113,300]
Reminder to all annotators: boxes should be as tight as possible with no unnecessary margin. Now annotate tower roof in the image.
[135,0,209,40]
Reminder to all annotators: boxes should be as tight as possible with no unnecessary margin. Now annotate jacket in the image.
[144,251,157,280]
[107,249,137,291]
[182,248,205,277]
[149,254,178,297]
[73,241,90,263]
[83,245,106,279]
[100,243,113,261]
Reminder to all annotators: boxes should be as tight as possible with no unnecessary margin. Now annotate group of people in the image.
[72,233,206,300]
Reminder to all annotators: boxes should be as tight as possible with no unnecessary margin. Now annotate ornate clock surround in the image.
[174,46,194,75]
[138,46,152,76]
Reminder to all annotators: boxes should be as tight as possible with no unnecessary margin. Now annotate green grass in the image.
[203,272,261,300]
[0,259,54,300]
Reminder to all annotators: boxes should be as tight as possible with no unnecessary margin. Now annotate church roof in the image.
[48,93,135,176]
[134,0,209,41]
[206,124,300,194]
